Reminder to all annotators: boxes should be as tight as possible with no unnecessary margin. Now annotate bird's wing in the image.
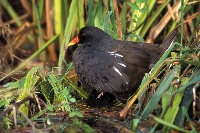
[93,42,150,94]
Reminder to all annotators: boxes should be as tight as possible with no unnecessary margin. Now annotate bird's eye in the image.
[81,33,86,37]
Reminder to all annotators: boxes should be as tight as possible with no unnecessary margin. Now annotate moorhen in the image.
[68,26,176,107]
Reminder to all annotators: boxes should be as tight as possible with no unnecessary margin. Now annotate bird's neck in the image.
[94,37,115,50]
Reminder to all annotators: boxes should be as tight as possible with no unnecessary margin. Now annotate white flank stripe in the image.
[118,63,126,67]
[108,51,116,54]
[114,53,123,57]
[108,51,123,58]
[113,66,122,76]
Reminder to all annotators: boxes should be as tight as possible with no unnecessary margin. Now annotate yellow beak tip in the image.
[68,42,75,46]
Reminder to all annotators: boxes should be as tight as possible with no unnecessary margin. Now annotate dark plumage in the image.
[68,26,176,106]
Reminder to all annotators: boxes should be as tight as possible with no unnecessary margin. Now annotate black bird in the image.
[68,26,176,106]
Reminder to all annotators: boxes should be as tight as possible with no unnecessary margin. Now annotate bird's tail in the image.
[142,30,176,69]
[160,31,176,51]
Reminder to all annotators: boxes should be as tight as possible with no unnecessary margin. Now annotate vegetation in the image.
[0,0,199,132]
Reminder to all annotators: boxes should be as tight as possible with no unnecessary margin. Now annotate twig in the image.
[17,108,36,133]
[0,95,33,120]
[13,106,17,130]
[34,94,46,128]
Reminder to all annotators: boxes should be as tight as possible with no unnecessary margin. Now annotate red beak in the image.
[68,35,79,46]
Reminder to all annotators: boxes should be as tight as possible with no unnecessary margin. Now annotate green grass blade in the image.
[58,0,78,73]
[54,0,65,48]
[173,74,200,94]
[162,77,187,132]
[88,0,94,26]
[109,2,117,39]
[150,115,190,133]
[74,119,97,133]
[120,2,127,33]
[175,67,200,126]
[25,106,53,126]
[140,66,178,120]
[103,11,112,33]
[64,78,87,99]
[33,4,45,60]
[77,0,85,29]
[94,0,103,27]
[38,0,44,19]
[1,0,22,26]
[140,0,170,37]
[17,67,41,116]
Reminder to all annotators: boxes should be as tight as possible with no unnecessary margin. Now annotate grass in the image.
[0,0,200,132]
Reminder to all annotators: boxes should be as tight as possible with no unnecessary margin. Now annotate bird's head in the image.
[68,26,113,47]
